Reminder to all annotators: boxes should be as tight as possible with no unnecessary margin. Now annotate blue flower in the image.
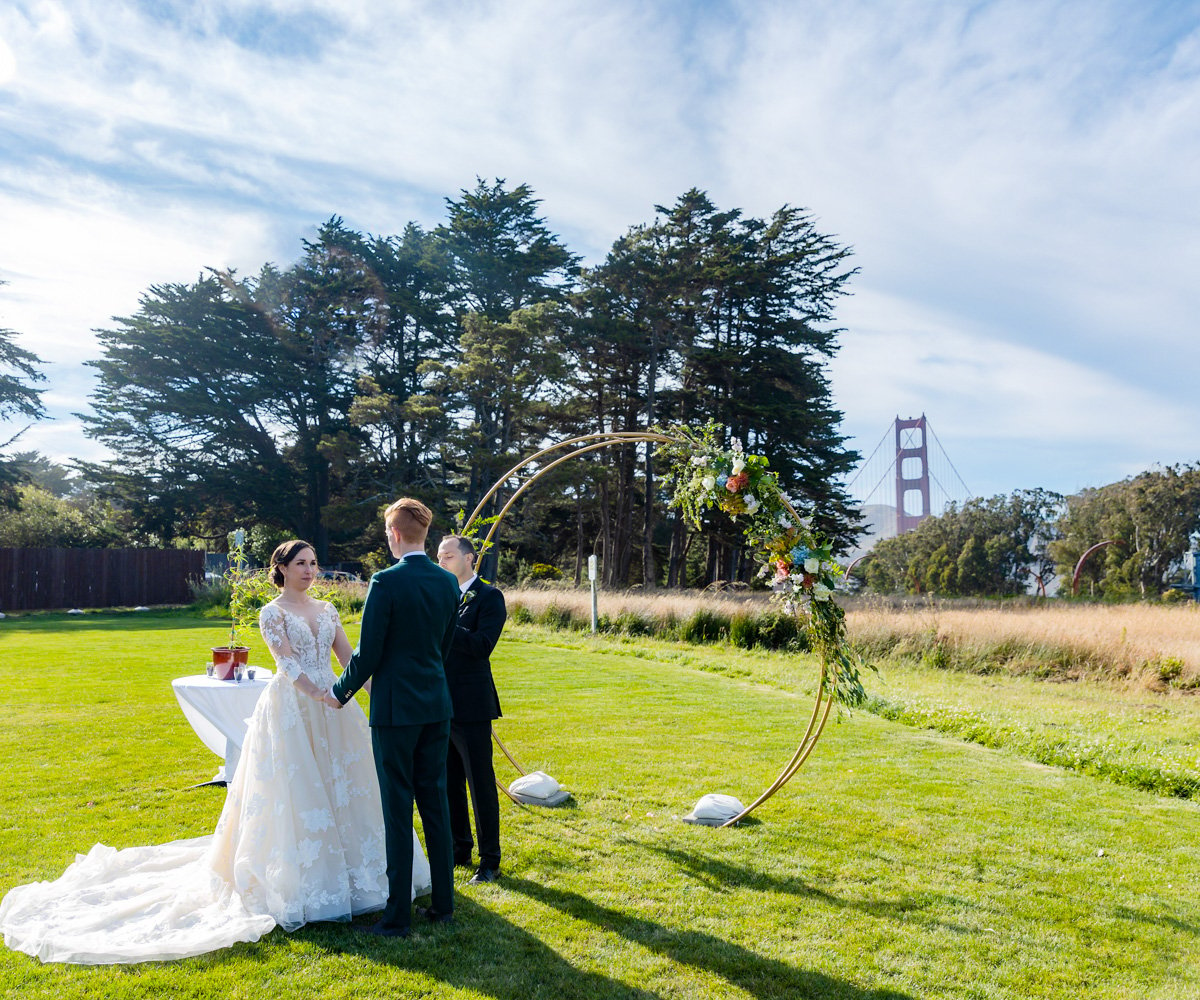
[716,473,729,488]
[790,545,809,563]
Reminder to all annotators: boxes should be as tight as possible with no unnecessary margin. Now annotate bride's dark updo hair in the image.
[269,540,317,587]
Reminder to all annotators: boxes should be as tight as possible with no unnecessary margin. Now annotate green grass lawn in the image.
[1,610,1198,999]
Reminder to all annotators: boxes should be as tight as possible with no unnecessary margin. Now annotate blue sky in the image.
[1,0,1197,504]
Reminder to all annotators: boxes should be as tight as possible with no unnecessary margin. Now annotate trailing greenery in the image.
[656,424,866,706]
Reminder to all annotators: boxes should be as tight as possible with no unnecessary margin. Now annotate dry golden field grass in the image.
[505,585,766,621]
[846,598,1200,682]
[504,586,1200,686]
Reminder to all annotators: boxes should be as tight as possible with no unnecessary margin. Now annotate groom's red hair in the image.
[385,497,432,543]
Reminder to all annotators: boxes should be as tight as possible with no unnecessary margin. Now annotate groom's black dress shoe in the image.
[361,921,411,938]
[454,852,474,868]
[468,866,500,885]
[415,905,453,924]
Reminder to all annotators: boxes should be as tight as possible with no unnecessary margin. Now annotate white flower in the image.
[702,475,716,490]
[804,557,820,574]
[731,437,743,454]
[799,516,813,530]
[731,456,746,475]
[813,582,832,601]
[743,494,759,513]
[777,512,792,528]
[690,456,707,466]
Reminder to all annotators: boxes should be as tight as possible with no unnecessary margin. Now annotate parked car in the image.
[318,569,361,582]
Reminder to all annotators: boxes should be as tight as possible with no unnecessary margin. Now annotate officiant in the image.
[436,534,507,885]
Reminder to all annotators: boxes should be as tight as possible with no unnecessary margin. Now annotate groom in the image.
[329,497,460,937]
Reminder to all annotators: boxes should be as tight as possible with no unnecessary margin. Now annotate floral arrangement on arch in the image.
[659,424,868,708]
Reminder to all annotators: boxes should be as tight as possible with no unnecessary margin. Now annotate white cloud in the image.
[0,166,277,363]
[830,290,1200,496]
[1,0,1197,497]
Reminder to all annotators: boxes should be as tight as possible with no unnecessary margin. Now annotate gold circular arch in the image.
[469,430,838,827]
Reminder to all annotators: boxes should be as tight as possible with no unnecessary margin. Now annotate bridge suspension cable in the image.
[847,415,972,533]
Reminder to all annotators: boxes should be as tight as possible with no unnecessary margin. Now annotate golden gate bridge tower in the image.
[895,415,931,534]
[847,414,971,542]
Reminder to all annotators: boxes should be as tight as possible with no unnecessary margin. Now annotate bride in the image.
[0,540,430,964]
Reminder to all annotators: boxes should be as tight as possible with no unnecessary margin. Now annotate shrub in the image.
[682,608,730,643]
[730,613,759,649]
[538,604,573,630]
[509,603,534,625]
[189,577,231,613]
[614,610,655,636]
[921,638,953,671]
[756,610,804,651]
[526,562,563,583]
[311,579,367,616]
[658,611,681,641]
[1147,654,1185,683]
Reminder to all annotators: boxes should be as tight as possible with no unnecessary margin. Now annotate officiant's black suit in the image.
[332,552,460,933]
[445,577,506,872]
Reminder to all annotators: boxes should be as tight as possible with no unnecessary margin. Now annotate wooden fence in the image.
[0,548,205,611]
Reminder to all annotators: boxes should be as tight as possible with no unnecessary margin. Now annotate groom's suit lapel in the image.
[458,577,484,620]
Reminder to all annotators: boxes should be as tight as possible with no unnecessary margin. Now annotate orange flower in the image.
[726,472,749,493]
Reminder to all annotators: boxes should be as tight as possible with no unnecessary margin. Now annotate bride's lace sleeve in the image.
[259,605,325,699]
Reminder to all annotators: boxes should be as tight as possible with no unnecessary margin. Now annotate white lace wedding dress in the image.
[0,600,430,964]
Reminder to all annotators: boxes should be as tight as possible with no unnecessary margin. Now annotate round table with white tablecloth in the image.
[171,671,273,784]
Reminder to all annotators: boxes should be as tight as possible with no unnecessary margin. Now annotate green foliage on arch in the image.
[659,423,869,707]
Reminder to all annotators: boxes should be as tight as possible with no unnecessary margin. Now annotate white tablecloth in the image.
[172,671,273,783]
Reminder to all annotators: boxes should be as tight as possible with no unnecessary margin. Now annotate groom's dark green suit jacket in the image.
[332,553,460,724]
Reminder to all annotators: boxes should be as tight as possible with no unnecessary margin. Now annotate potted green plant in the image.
[211,529,256,680]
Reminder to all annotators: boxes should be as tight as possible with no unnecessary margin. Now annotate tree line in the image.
[1,180,862,587]
[859,466,1200,599]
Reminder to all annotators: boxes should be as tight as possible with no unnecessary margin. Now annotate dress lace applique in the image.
[0,601,431,965]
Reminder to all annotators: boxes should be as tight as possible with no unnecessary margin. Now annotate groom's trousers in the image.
[448,720,501,869]
[372,720,455,931]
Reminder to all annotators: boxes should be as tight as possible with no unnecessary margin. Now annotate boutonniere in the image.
[460,589,477,608]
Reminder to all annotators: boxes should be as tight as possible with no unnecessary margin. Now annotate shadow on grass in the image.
[634,843,975,935]
[503,876,917,1000]
[312,896,660,1000]
[1114,903,1200,936]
